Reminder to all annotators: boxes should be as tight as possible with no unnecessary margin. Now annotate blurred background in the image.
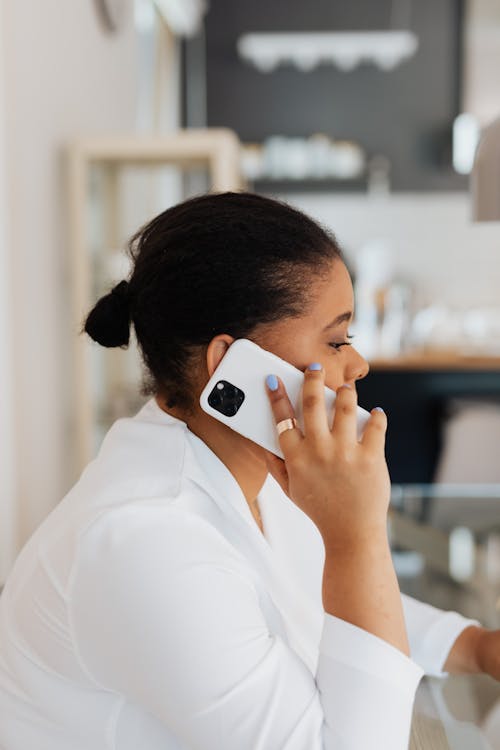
[2,0,500,646]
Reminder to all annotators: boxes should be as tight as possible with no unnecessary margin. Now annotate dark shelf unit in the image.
[183,0,467,192]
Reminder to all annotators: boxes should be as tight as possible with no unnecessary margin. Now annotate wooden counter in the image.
[369,351,500,371]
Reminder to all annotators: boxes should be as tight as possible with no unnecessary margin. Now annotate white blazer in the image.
[0,398,481,750]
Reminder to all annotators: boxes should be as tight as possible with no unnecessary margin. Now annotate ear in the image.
[206,334,235,377]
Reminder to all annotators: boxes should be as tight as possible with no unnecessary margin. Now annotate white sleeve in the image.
[401,593,483,678]
[70,506,424,750]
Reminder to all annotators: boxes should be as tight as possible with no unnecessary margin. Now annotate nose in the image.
[346,347,370,384]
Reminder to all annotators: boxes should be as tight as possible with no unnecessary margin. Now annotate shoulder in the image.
[73,499,252,583]
[68,500,259,656]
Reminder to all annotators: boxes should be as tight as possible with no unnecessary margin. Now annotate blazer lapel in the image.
[184,428,323,675]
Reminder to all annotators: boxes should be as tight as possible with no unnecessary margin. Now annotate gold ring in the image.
[276,417,298,435]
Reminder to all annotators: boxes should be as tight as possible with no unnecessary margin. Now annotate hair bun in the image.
[111,280,130,302]
[82,280,131,348]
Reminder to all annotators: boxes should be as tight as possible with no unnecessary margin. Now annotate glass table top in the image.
[390,483,500,748]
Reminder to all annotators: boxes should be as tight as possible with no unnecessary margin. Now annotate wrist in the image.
[321,526,389,556]
[444,625,488,674]
[474,626,492,674]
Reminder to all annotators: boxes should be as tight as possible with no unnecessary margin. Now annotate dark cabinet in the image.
[357,367,500,483]
[184,0,467,191]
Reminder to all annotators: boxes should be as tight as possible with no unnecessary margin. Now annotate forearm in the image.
[322,532,410,656]
[441,624,488,674]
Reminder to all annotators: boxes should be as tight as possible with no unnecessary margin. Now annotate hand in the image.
[475,628,500,680]
[264,363,391,550]
[443,625,500,681]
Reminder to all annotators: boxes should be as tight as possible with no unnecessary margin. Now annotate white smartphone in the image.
[199,338,372,459]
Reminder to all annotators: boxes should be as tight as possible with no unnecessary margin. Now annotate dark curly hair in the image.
[82,191,343,413]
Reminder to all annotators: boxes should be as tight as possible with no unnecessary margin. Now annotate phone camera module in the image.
[208,380,245,417]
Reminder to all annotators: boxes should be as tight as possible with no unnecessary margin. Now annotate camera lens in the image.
[208,380,245,417]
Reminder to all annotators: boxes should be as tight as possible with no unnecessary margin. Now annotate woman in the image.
[0,192,495,749]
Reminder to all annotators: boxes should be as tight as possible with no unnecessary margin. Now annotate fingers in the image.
[301,364,331,440]
[265,375,302,455]
[360,407,387,453]
[330,384,359,445]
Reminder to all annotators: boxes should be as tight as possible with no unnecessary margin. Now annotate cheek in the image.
[255,329,318,371]
[323,360,346,391]
[254,328,346,386]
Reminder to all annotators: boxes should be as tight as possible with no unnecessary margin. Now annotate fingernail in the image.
[339,383,351,389]
[373,406,384,413]
[266,374,278,391]
[307,362,322,371]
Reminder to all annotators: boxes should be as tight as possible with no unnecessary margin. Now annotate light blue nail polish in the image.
[266,374,278,391]
[340,383,352,389]
[374,406,384,413]
[308,362,322,371]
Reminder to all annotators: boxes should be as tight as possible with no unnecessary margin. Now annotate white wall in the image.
[0,0,139,571]
[463,0,500,125]
[283,192,500,311]
[0,0,17,583]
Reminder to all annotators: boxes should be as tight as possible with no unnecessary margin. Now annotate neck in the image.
[155,395,269,508]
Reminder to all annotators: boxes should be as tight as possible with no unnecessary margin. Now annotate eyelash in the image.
[328,334,355,351]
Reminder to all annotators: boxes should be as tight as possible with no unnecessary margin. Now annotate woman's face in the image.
[253,258,369,391]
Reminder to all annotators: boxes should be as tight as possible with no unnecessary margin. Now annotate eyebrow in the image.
[322,311,353,330]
